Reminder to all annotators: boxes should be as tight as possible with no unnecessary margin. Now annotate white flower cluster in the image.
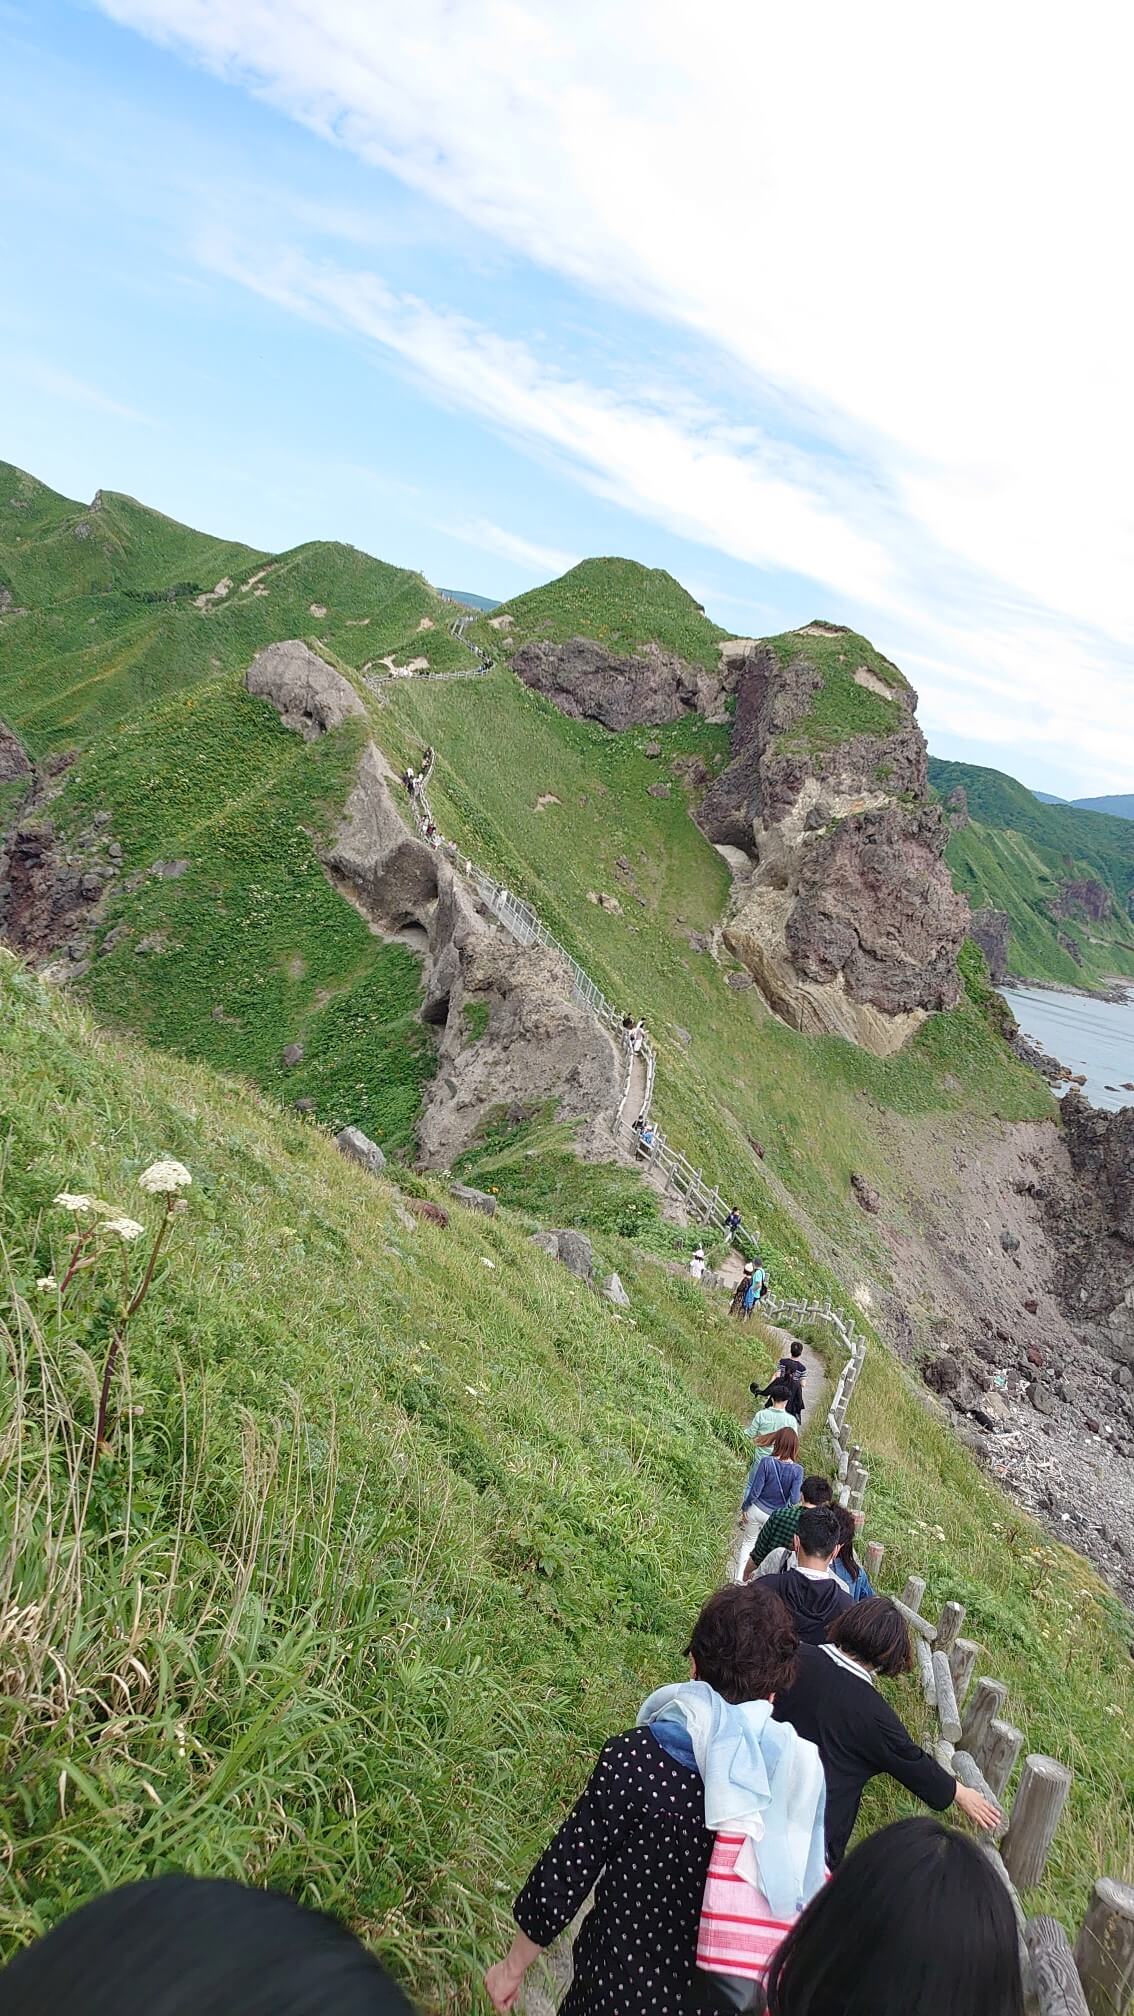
[137,1159,192,1196]
[53,1192,101,1214]
[104,1217,146,1242]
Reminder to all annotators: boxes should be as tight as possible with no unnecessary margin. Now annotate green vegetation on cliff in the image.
[766,623,910,754]
[472,556,728,669]
[0,956,1130,1998]
[930,757,1134,986]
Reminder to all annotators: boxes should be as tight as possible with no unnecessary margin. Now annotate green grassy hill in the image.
[471,556,729,669]
[929,757,1134,986]
[2,954,1131,2000]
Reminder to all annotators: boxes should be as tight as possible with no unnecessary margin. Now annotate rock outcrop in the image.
[514,636,733,730]
[970,906,1011,984]
[699,636,968,1055]
[1045,1091,1134,1366]
[245,640,365,741]
[322,741,622,1169]
[0,720,31,783]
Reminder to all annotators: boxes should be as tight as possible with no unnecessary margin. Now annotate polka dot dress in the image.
[514,1728,714,2014]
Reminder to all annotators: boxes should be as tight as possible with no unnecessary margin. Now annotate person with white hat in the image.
[689,1246,707,1282]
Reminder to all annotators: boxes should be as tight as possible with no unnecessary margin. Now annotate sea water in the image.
[1001,984,1134,1112]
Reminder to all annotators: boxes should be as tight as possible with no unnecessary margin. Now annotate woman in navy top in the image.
[729,1428,802,1582]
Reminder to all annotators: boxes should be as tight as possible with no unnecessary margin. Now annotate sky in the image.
[1,0,1131,798]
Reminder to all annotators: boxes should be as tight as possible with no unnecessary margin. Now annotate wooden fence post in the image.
[949,1638,980,1706]
[932,1652,962,1742]
[960,1678,1008,1761]
[914,1633,937,1705]
[936,1600,965,1655]
[982,1720,1024,1801]
[1026,1917,1090,2016]
[865,1540,885,1582]
[901,1574,926,1613]
[1074,1877,1134,2016]
[1002,1756,1073,1888]
[952,1751,1008,1843]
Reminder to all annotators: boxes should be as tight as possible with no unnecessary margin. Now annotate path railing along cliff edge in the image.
[373,629,1134,2015]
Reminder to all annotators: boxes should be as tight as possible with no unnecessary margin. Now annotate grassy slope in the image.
[470,556,729,669]
[765,625,910,754]
[930,757,1134,986]
[0,464,492,1150]
[1,957,1130,2004]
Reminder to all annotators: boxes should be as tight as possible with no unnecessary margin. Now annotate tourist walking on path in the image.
[751,1477,835,1576]
[689,1246,707,1281]
[724,1205,742,1243]
[484,1585,827,2015]
[0,1875,418,2016]
[761,1508,852,1645]
[829,1506,875,1603]
[763,1815,1025,2016]
[746,1380,798,1445]
[777,1341,806,1424]
[772,1599,1002,1867]
[742,1260,768,1315]
[729,1262,755,1317]
[728,1428,803,1583]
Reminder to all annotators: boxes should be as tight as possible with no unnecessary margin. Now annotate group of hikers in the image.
[483,1359,1006,2016]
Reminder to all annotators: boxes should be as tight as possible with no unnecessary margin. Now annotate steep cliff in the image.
[1046,1090,1134,1365]
[699,628,968,1055]
[513,635,733,729]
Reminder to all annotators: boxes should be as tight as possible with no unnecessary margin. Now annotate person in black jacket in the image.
[772,1597,1002,1866]
[761,1506,851,1645]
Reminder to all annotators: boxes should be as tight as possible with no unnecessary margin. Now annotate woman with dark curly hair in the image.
[484,1583,827,2015]
[764,1815,1025,2016]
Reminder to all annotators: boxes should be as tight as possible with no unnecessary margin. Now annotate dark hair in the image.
[790,1340,803,1358]
[765,1817,1025,2016]
[796,1506,841,1560]
[831,1503,864,1582]
[685,1584,799,1704]
[801,1476,833,1507]
[828,1596,913,1677]
[770,1427,800,1461]
[0,1877,415,2014]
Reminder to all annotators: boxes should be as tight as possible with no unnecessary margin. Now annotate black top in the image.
[762,1569,851,1645]
[773,1643,956,1864]
[514,1727,715,2015]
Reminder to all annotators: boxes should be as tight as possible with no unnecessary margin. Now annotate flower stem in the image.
[93,1200,172,1456]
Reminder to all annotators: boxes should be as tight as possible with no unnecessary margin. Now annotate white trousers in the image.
[727,1506,769,1583]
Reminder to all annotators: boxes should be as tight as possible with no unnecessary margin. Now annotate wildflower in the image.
[54,1192,97,1213]
[36,1275,57,1292]
[480,1256,496,1269]
[103,1216,145,1242]
[138,1158,192,1195]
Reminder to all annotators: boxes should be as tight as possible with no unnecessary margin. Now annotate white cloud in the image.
[7,357,151,425]
[93,0,1134,788]
[440,516,578,579]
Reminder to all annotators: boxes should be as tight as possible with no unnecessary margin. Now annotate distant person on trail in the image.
[729,1427,803,1582]
[773,1599,1002,1867]
[730,1261,754,1317]
[724,1205,742,1240]
[0,1875,418,2016]
[750,1476,835,1577]
[742,1260,768,1316]
[778,1340,806,1423]
[761,1507,852,1646]
[403,766,416,795]
[689,1246,707,1281]
[639,1121,656,1152]
[763,1816,1025,2016]
[746,1379,798,1444]
[829,1505,875,1603]
[484,1583,826,2015]
[630,1019,646,1055]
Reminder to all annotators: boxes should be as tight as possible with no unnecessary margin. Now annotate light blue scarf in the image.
[637,1680,827,1919]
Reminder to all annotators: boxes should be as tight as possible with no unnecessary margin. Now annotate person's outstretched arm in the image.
[485,1736,630,2011]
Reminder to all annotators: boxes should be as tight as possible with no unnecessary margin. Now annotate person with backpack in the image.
[730,1262,755,1317]
[761,1507,853,1645]
[777,1340,805,1423]
[742,1260,768,1316]
[728,1427,803,1582]
[484,1584,826,2015]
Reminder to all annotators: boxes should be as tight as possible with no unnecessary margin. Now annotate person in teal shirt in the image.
[745,1379,798,1444]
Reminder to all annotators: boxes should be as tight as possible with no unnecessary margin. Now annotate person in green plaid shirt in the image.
[745,1476,835,1576]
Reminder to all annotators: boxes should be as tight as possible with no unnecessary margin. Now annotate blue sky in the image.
[2,0,1131,797]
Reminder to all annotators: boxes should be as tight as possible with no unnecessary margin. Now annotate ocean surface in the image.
[1001,984,1134,1112]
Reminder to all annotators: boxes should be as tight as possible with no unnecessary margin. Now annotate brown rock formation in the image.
[970,906,1011,983]
[1046,1090,1134,1366]
[701,636,967,1054]
[0,719,31,783]
[244,639,365,740]
[513,636,732,730]
[1051,878,1111,923]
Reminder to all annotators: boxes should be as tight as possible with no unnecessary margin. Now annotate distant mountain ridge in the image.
[1030,787,1134,820]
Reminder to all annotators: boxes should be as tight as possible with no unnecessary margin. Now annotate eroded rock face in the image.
[702,637,967,1055]
[0,720,31,783]
[1046,1091,1134,1365]
[970,906,1011,984]
[321,740,622,1168]
[245,639,365,741]
[514,636,732,730]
